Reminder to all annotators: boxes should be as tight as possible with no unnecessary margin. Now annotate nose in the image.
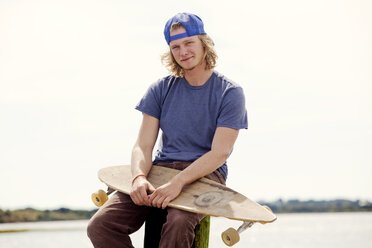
[179,45,188,57]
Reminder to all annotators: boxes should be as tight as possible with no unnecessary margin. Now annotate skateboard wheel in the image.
[221,227,240,246]
[91,189,108,207]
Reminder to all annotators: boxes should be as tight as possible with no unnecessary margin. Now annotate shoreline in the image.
[1,199,372,224]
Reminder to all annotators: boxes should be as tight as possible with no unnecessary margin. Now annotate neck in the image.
[183,61,213,86]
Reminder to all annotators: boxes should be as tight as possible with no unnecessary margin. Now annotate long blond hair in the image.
[161,24,218,77]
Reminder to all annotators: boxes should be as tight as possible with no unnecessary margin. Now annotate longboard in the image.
[92,165,277,246]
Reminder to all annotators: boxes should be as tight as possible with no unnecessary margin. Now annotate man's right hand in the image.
[130,176,155,206]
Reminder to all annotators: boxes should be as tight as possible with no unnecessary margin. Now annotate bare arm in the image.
[149,126,239,208]
[130,113,159,206]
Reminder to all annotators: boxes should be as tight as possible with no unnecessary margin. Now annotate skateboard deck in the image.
[92,165,276,246]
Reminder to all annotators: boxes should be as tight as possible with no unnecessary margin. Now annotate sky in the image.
[0,0,371,210]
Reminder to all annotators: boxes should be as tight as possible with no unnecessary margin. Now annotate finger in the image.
[132,187,148,206]
[148,190,158,202]
[150,194,161,207]
[139,187,150,205]
[148,184,156,193]
[151,194,164,208]
[136,192,146,205]
[162,197,171,209]
[156,196,166,208]
[145,185,156,206]
[130,193,141,206]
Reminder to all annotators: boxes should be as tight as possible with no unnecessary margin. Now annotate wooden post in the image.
[192,216,210,248]
[144,209,210,248]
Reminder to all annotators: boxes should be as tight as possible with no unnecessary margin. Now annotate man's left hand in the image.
[148,180,183,209]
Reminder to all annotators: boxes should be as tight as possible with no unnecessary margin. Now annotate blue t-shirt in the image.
[135,71,248,180]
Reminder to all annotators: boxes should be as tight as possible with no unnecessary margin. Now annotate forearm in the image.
[130,143,157,206]
[131,144,153,178]
[171,127,239,188]
[172,149,228,187]
[130,113,159,180]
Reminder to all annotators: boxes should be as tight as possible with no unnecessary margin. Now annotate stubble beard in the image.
[181,57,205,73]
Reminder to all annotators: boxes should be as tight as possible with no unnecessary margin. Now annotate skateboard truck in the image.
[221,221,253,246]
[91,187,115,207]
[221,206,273,246]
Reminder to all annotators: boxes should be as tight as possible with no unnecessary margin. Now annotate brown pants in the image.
[87,162,225,248]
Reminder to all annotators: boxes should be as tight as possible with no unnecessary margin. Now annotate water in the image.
[0,212,371,248]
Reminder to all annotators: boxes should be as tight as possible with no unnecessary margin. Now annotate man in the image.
[87,12,247,248]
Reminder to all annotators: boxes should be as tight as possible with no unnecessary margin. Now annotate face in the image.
[169,27,205,71]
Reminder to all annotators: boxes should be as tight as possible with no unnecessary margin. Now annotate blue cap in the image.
[164,13,206,44]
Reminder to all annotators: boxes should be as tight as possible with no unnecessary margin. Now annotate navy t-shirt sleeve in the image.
[217,87,248,130]
[135,81,162,119]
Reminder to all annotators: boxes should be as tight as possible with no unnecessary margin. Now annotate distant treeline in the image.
[1,199,372,223]
[259,199,372,213]
[0,208,97,223]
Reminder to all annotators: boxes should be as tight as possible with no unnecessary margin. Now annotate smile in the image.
[181,57,192,62]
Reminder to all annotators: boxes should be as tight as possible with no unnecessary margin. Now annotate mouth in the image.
[181,56,192,62]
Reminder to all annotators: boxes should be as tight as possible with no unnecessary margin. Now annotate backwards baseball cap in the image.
[164,13,206,45]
